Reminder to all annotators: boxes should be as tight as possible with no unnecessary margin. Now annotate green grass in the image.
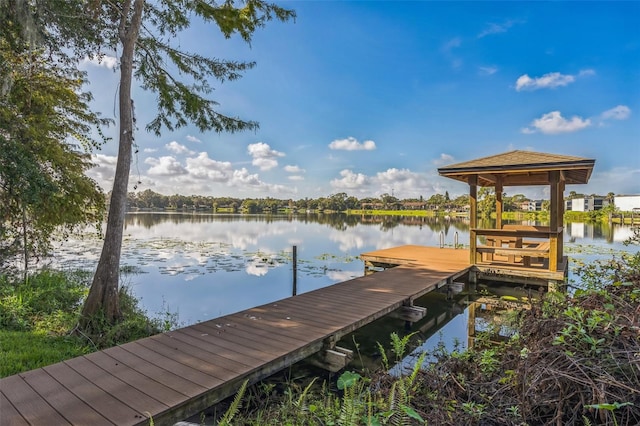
[0,331,91,377]
[0,268,174,378]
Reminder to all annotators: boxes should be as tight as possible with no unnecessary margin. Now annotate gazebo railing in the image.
[470,225,563,271]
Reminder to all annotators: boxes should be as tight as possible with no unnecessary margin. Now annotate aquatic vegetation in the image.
[49,236,361,279]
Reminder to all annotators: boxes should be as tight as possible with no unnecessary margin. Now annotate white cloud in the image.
[330,169,371,189]
[252,158,278,171]
[87,154,118,188]
[433,153,455,166]
[245,263,269,277]
[330,168,436,198]
[185,152,233,182]
[515,69,594,91]
[522,111,591,134]
[326,270,359,281]
[478,19,523,38]
[229,169,294,194]
[166,141,195,155]
[186,135,202,143]
[145,156,188,176]
[601,105,631,120]
[516,72,574,91]
[143,148,158,153]
[441,37,463,70]
[374,168,435,196]
[81,55,118,69]
[442,37,461,52]
[137,151,295,195]
[284,165,305,173]
[479,66,498,76]
[247,142,285,171]
[288,175,305,181]
[585,167,640,196]
[328,137,377,151]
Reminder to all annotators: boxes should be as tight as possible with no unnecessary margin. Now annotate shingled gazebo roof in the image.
[437,150,595,187]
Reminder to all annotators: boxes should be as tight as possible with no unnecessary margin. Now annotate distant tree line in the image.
[123,189,550,214]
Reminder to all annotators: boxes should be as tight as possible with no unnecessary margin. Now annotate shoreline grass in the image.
[0,269,171,378]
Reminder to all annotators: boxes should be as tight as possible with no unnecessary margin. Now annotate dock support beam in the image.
[308,337,354,372]
[389,304,427,322]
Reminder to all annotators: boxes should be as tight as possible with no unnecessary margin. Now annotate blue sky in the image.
[84,1,640,200]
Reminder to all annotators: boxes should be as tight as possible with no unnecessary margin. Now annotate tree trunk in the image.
[80,0,144,328]
[22,206,28,283]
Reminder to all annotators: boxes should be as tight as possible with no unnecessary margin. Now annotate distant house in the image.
[519,200,543,211]
[360,202,384,210]
[565,195,609,212]
[401,201,427,210]
[613,195,640,212]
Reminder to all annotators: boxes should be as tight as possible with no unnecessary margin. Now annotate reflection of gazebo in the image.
[438,150,595,288]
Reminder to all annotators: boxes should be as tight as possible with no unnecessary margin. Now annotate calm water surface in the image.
[51,213,637,358]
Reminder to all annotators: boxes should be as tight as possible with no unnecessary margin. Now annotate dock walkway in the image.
[1,247,470,426]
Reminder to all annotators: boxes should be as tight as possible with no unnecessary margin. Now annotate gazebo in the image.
[438,150,595,287]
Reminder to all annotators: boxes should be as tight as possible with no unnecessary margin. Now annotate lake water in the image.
[51,213,637,361]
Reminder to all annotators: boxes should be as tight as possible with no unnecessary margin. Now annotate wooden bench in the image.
[477,245,550,258]
[477,243,550,266]
[484,236,520,262]
[472,225,559,268]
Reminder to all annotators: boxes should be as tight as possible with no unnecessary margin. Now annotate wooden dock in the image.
[1,247,470,426]
[361,243,568,288]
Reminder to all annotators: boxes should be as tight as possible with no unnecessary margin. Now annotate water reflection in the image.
[124,212,469,234]
[52,213,636,328]
[566,221,634,243]
[352,282,535,376]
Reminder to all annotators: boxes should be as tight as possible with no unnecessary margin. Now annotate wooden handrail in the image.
[471,227,562,239]
[470,226,562,270]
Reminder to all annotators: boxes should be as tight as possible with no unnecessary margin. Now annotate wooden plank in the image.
[165,329,274,365]
[102,345,207,398]
[19,368,111,426]
[84,351,188,407]
[191,321,313,355]
[476,246,550,258]
[64,356,168,417]
[277,297,391,323]
[0,391,30,426]
[247,298,368,324]
[0,374,72,426]
[261,295,395,326]
[119,342,223,389]
[475,265,566,281]
[136,335,247,380]
[230,308,340,335]
[0,397,29,426]
[44,362,144,425]
[297,280,406,303]
[262,294,389,323]
[219,314,325,346]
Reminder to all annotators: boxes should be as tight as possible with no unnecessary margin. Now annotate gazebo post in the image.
[495,177,503,230]
[469,175,478,265]
[549,171,560,272]
[558,180,565,267]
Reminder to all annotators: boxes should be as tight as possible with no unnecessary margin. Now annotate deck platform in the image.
[361,244,568,287]
[1,251,470,426]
